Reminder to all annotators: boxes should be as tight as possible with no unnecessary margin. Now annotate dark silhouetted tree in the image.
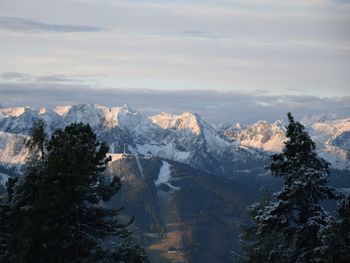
[319,194,350,262]
[25,119,47,161]
[0,122,147,263]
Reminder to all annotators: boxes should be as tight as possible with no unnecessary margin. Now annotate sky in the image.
[0,0,349,124]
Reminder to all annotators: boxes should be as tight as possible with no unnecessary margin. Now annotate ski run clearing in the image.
[155,161,180,191]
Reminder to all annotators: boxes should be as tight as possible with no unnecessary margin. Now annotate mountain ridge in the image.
[0,104,349,175]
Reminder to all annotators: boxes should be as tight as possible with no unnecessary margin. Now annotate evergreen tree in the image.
[320,194,350,262]
[0,122,147,262]
[234,192,284,263]
[0,178,19,262]
[238,113,340,263]
[25,118,47,161]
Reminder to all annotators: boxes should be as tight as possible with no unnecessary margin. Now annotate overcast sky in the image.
[0,0,349,123]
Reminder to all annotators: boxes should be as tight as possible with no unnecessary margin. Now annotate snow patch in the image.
[0,172,9,186]
[109,153,128,162]
[0,131,29,164]
[135,154,145,178]
[155,161,179,190]
[136,143,191,164]
[53,105,72,116]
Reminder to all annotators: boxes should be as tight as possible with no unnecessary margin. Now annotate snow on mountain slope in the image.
[223,117,350,170]
[0,107,40,134]
[330,131,350,150]
[0,131,29,165]
[149,111,232,154]
[0,107,26,118]
[232,120,285,152]
[53,105,72,116]
[99,105,139,129]
[146,111,237,173]
[0,104,151,134]
[0,104,349,173]
[154,161,179,190]
[150,112,202,135]
[0,104,239,175]
[308,118,350,143]
[134,142,192,164]
[308,118,350,170]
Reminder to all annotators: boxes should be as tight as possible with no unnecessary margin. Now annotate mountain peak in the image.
[0,107,27,117]
[149,111,202,135]
[53,105,72,116]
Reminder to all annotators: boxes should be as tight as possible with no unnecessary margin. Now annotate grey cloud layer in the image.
[0,16,106,33]
[1,72,80,83]
[1,72,31,81]
[0,82,348,125]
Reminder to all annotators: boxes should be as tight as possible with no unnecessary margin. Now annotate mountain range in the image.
[0,104,349,176]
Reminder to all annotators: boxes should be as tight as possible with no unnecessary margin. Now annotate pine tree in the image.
[234,192,284,263]
[25,118,47,161]
[320,194,350,262]
[0,122,147,262]
[0,178,19,262]
[238,113,340,263]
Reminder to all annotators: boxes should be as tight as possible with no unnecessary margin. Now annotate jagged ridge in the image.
[0,104,349,175]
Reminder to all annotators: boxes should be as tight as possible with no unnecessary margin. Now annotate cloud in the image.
[176,30,222,39]
[1,72,31,81]
[286,88,305,93]
[0,82,348,125]
[35,75,79,83]
[0,16,106,33]
[1,72,79,83]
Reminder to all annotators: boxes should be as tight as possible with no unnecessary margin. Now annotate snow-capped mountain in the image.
[222,116,350,170]
[0,104,349,177]
[225,120,286,152]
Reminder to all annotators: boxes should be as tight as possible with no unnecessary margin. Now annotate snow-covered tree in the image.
[238,113,341,262]
[319,194,350,262]
[0,122,147,262]
[235,192,285,263]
